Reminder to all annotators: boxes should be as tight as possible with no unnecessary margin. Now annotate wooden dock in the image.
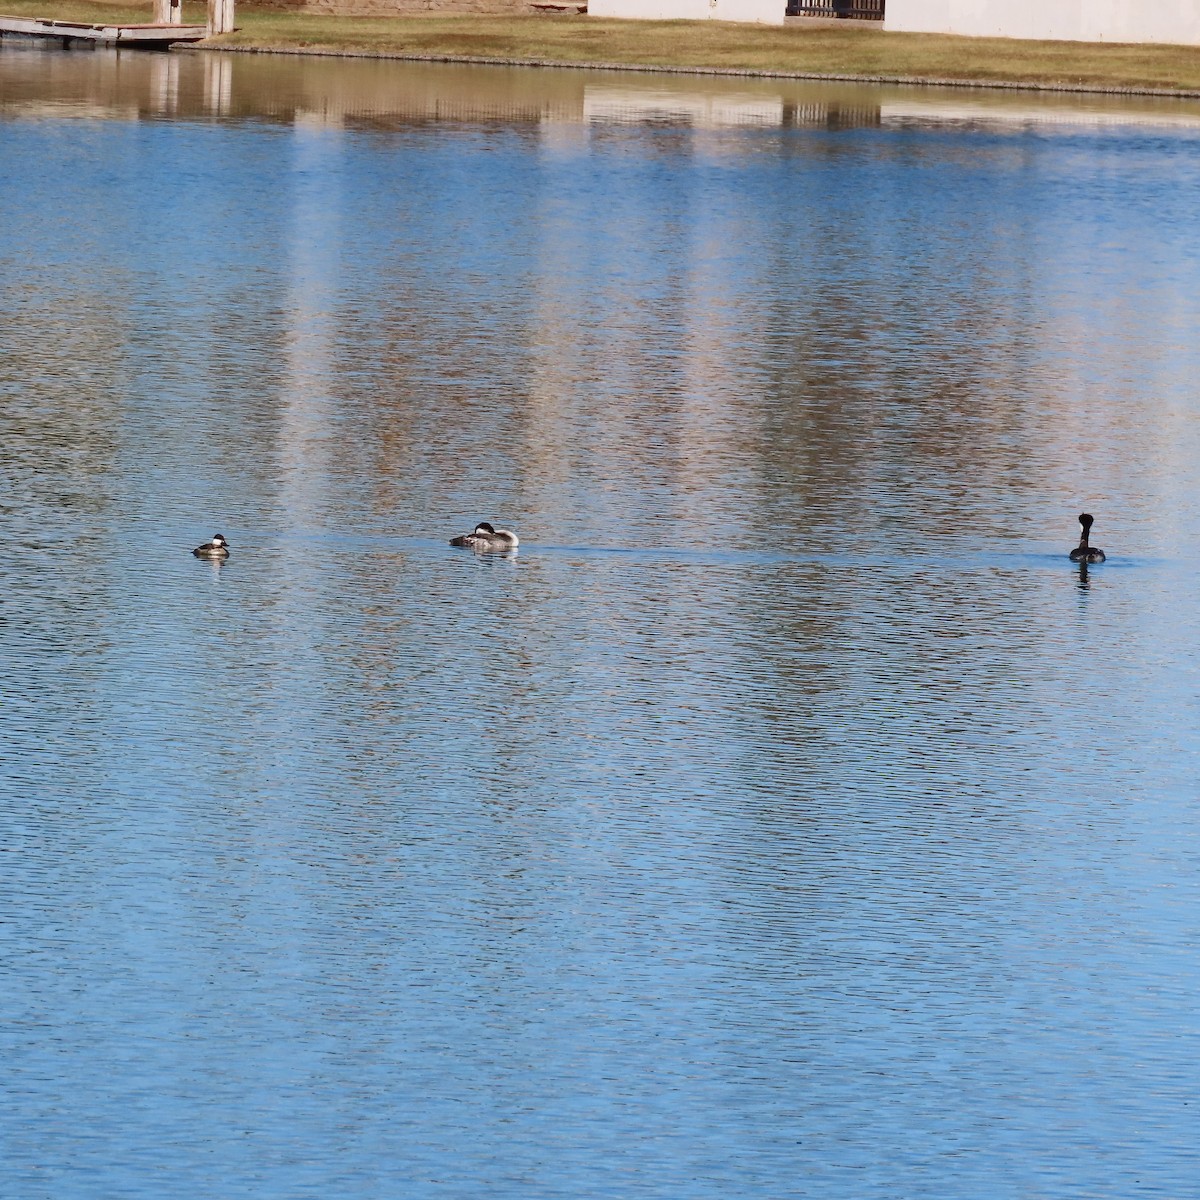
[0,13,208,44]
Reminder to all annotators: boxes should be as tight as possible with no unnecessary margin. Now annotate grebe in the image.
[1068,513,1105,563]
[449,521,519,552]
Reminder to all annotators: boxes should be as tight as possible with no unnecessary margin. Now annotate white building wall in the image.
[886,0,1200,46]
[588,0,784,27]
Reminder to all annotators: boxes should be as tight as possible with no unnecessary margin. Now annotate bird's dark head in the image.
[474,522,496,535]
[1078,513,1094,530]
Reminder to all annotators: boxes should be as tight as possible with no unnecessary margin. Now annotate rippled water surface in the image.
[3,44,1200,1199]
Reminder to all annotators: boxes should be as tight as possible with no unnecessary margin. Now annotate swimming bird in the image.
[1068,513,1105,563]
[193,534,230,559]
[449,521,519,552]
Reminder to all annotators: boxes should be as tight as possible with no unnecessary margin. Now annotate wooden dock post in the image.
[207,0,234,33]
[152,0,183,23]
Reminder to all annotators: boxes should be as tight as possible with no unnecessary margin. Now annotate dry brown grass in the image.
[5,1,1200,93]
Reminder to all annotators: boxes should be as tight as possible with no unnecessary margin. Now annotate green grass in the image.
[5,0,1200,93]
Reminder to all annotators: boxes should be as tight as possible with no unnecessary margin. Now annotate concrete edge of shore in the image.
[178,42,1200,100]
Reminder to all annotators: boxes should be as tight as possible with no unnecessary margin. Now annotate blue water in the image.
[2,46,1200,1199]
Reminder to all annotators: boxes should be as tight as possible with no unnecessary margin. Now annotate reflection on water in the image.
[3,44,1200,1200]
[7,42,1200,130]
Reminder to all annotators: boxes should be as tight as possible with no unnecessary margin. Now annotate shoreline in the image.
[7,4,1200,99]
[186,43,1200,100]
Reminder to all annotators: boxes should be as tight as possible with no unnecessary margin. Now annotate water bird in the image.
[1068,513,1105,563]
[193,534,230,559]
[449,521,519,552]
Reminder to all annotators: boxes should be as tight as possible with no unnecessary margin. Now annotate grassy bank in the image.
[6,0,1200,94]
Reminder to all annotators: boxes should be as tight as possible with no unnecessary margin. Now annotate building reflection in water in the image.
[7,43,1200,131]
[4,44,1200,571]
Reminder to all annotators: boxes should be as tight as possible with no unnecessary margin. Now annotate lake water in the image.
[3,42,1200,1200]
